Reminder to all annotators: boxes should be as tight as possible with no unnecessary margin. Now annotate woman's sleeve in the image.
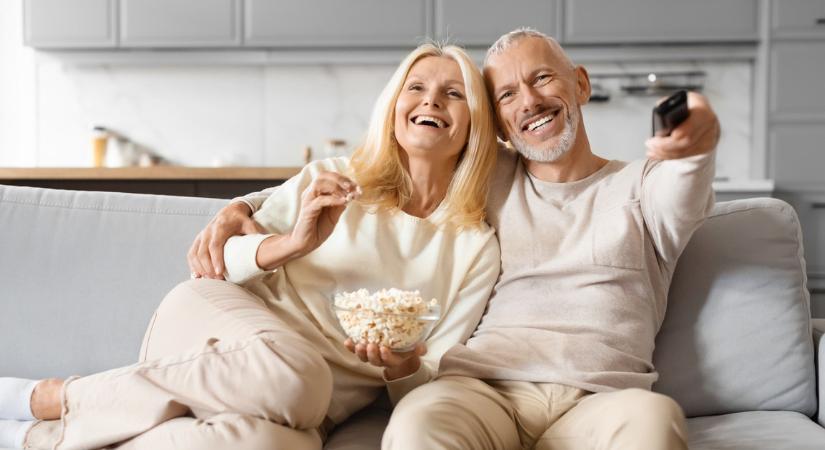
[223,159,343,284]
[384,232,502,405]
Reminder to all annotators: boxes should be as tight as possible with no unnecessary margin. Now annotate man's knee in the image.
[617,389,685,425]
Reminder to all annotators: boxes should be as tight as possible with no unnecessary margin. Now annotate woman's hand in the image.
[344,339,427,380]
[288,171,360,257]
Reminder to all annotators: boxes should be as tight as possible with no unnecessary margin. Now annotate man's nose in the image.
[520,86,541,113]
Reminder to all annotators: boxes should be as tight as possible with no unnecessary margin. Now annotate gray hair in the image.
[484,27,575,71]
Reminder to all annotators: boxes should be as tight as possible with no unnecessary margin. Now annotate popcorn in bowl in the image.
[332,288,440,352]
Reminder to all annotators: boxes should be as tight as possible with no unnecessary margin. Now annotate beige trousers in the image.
[382,375,687,450]
[25,279,333,450]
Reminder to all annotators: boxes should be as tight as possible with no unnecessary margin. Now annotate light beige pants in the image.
[382,375,688,450]
[25,279,333,450]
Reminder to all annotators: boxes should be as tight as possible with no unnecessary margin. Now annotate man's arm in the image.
[188,187,279,280]
[641,92,720,265]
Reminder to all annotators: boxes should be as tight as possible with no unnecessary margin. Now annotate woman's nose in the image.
[422,91,442,108]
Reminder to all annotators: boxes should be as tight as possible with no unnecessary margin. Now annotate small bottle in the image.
[302,146,313,165]
[91,126,109,167]
[324,139,347,159]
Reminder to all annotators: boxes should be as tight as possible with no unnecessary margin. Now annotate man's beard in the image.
[510,106,578,163]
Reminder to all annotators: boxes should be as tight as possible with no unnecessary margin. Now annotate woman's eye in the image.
[448,90,464,99]
[408,84,422,91]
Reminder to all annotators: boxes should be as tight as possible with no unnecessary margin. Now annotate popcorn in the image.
[333,288,439,351]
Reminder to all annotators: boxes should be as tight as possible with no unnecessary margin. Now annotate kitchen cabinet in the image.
[563,0,759,44]
[769,125,825,186]
[24,0,117,48]
[244,0,428,47]
[434,0,558,46]
[771,0,825,39]
[770,42,825,117]
[119,0,241,47]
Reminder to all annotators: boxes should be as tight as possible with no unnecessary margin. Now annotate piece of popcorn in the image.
[333,289,439,350]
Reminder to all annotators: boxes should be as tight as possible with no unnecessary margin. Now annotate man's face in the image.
[485,37,587,162]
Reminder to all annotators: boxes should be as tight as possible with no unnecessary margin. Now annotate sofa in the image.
[1,183,824,449]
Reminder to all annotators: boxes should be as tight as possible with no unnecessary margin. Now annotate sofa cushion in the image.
[687,411,825,450]
[0,185,226,378]
[653,198,816,417]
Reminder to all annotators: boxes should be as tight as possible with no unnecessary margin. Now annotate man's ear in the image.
[575,65,591,105]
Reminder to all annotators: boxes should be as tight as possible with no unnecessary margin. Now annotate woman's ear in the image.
[575,65,592,105]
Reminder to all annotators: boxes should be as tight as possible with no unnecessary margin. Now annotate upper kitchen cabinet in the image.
[119,0,241,47]
[434,0,558,47]
[563,0,759,44]
[24,0,117,48]
[244,0,428,47]
[771,0,825,39]
[769,41,825,118]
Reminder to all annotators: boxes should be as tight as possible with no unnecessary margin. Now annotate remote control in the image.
[652,90,689,137]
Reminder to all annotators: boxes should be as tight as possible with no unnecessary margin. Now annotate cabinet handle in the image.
[812,202,825,209]
[817,18,825,25]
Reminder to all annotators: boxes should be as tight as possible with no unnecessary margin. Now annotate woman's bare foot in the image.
[29,379,63,420]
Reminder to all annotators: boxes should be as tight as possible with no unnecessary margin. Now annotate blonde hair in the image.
[350,43,498,229]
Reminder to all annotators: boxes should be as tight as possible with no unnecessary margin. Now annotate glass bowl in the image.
[330,291,441,352]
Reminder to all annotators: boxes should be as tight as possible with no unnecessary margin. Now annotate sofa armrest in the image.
[814,319,825,427]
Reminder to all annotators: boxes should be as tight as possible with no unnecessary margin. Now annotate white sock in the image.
[0,378,38,420]
[0,419,34,449]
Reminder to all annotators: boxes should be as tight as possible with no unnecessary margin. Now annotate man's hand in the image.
[344,338,427,381]
[645,91,721,160]
[188,202,264,280]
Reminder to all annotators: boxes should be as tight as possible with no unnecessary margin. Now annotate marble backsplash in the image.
[7,56,751,179]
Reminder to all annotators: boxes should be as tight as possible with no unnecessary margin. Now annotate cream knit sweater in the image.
[223,157,501,423]
[439,148,715,393]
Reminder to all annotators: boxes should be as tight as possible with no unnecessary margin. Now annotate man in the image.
[189,29,719,450]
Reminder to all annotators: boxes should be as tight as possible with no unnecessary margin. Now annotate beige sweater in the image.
[224,157,501,423]
[439,148,715,392]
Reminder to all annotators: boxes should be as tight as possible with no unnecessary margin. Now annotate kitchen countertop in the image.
[0,167,775,194]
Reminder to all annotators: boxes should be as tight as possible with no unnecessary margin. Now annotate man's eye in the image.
[499,91,513,101]
[536,75,551,84]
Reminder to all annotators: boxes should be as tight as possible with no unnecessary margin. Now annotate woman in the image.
[0,43,500,450]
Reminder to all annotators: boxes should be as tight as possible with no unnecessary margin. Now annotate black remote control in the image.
[652,90,689,137]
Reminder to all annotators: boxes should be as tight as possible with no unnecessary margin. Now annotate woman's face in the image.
[393,56,471,162]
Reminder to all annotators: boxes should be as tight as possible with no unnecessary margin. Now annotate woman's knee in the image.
[239,335,332,429]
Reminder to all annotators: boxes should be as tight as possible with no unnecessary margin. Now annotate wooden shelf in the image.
[0,166,302,181]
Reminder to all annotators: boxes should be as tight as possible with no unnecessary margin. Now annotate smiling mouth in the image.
[521,109,560,133]
[411,115,449,129]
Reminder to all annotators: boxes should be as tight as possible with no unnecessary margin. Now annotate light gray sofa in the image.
[1,183,824,450]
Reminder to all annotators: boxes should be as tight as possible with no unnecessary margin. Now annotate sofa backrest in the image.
[653,198,816,417]
[0,185,227,378]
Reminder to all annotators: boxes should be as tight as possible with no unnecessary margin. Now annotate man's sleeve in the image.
[385,233,501,405]
[640,151,716,266]
[230,187,280,215]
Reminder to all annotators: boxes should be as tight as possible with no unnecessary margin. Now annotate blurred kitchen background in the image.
[0,1,823,308]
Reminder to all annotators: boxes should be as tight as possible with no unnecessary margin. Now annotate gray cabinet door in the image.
[244,0,428,47]
[770,42,825,117]
[770,125,825,186]
[772,0,825,39]
[24,0,116,48]
[120,0,241,47]
[434,0,558,47]
[563,0,759,44]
